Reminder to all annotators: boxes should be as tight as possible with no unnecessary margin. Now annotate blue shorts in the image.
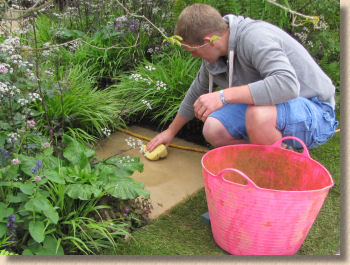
[208,97,338,149]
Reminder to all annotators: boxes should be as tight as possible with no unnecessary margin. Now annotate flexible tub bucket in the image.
[201,136,334,255]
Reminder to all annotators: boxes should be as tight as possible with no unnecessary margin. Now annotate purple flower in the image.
[34,176,42,181]
[115,22,122,29]
[36,160,42,168]
[8,214,15,223]
[32,159,42,174]
[0,148,9,160]
[129,24,135,31]
[27,119,35,128]
[6,214,17,248]
[0,65,8,74]
[11,158,21,165]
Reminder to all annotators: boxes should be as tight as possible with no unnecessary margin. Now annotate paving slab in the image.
[94,125,208,219]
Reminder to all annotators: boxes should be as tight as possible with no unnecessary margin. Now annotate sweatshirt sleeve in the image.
[241,28,300,105]
[177,62,211,120]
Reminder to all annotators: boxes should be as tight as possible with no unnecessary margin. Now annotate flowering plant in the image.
[0,134,150,254]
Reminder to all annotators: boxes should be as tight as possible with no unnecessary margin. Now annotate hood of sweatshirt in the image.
[204,15,255,75]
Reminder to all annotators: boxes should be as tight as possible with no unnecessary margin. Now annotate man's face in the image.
[182,43,218,63]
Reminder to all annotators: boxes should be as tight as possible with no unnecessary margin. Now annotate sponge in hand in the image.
[142,144,168,161]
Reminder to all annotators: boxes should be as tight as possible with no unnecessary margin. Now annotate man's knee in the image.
[245,105,277,132]
[203,117,246,147]
[203,117,221,146]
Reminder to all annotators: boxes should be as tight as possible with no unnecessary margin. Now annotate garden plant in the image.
[0,0,340,255]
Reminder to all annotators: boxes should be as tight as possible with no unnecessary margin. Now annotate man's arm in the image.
[146,114,189,152]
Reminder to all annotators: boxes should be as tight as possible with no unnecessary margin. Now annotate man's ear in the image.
[203,35,213,45]
[203,35,216,46]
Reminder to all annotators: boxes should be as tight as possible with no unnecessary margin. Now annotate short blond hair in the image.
[174,3,228,45]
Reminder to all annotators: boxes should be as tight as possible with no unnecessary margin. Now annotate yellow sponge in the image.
[142,144,168,161]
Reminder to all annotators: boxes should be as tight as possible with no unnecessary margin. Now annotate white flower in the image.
[145,65,156,71]
[156,80,167,91]
[102,127,111,136]
[18,98,29,106]
[141,99,152,110]
[129,73,142,81]
[7,132,20,144]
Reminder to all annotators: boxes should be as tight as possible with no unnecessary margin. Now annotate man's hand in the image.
[146,129,175,152]
[193,91,223,122]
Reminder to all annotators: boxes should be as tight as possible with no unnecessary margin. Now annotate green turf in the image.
[110,131,340,255]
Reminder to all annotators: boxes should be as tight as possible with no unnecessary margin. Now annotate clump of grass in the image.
[111,48,201,126]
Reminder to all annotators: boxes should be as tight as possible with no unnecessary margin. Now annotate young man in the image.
[146,3,338,152]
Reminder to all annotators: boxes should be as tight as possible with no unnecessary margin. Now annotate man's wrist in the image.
[219,89,227,105]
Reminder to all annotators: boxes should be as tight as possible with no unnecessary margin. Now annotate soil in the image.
[125,115,210,148]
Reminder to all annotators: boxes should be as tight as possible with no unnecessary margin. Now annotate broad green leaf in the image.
[29,221,45,243]
[30,195,59,224]
[43,147,54,157]
[0,202,9,220]
[45,169,65,184]
[19,182,36,195]
[3,165,19,180]
[62,135,84,165]
[62,134,94,169]
[43,208,59,225]
[35,236,64,255]
[106,178,150,199]
[23,238,41,253]
[0,223,7,237]
[0,121,11,130]
[24,199,35,212]
[104,156,143,178]
[17,155,37,176]
[93,163,117,182]
[0,133,6,147]
[7,192,28,203]
[22,249,33,255]
[65,183,95,200]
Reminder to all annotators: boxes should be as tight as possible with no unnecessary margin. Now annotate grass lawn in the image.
[110,131,340,255]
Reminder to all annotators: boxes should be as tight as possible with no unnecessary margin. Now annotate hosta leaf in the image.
[29,221,45,243]
[62,134,94,169]
[106,177,150,199]
[104,156,143,178]
[45,169,65,184]
[66,183,97,200]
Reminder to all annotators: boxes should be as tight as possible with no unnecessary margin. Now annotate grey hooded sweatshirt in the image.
[177,15,336,121]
